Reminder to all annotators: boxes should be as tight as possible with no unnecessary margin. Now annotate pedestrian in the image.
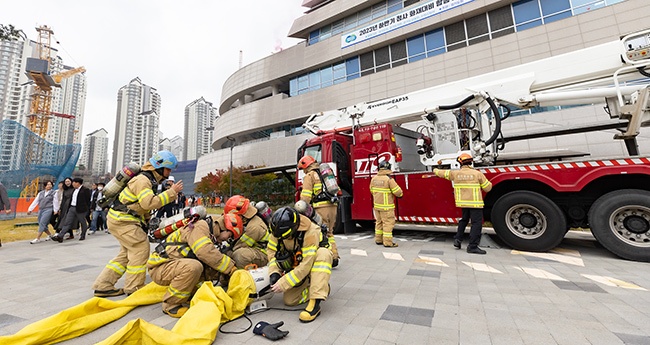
[224,195,270,269]
[49,181,64,230]
[0,181,11,215]
[433,153,493,254]
[92,150,182,297]
[52,177,91,242]
[156,177,175,219]
[54,177,74,237]
[27,180,55,243]
[370,160,403,247]
[89,183,106,235]
[87,183,98,225]
[176,192,186,214]
[297,155,340,266]
[147,213,240,318]
[267,206,333,323]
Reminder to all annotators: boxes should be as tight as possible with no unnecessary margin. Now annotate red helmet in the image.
[297,155,316,170]
[224,213,243,240]
[224,195,250,216]
[457,153,473,165]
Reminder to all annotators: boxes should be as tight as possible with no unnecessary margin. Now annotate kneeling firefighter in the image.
[146,213,243,318]
[268,206,333,323]
[224,195,270,269]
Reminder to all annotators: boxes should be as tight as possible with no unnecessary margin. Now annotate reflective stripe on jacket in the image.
[301,166,334,208]
[434,166,492,208]
[370,169,403,210]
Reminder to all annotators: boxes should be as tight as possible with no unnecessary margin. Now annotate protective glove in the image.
[253,321,289,341]
[269,273,281,286]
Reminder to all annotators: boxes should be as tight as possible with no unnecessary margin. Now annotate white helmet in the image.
[167,175,175,182]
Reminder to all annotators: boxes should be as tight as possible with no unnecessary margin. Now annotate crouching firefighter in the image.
[224,195,270,269]
[267,206,333,323]
[146,212,243,318]
[92,150,182,297]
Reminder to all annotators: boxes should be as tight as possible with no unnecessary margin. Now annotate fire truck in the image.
[296,29,650,262]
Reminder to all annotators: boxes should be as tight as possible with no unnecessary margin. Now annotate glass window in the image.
[346,57,360,81]
[516,19,542,31]
[309,70,321,91]
[297,75,309,95]
[513,0,541,24]
[375,46,391,66]
[425,28,445,56]
[445,21,466,45]
[320,24,332,40]
[466,14,488,39]
[309,30,320,45]
[303,145,322,163]
[321,66,333,84]
[387,0,402,14]
[345,15,358,31]
[360,51,375,72]
[390,41,407,61]
[333,62,346,84]
[572,1,605,14]
[358,8,372,25]
[331,19,345,35]
[543,11,571,24]
[540,0,570,15]
[289,78,297,97]
[372,2,387,19]
[407,35,425,61]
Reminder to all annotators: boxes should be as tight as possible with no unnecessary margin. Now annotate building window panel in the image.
[541,0,570,15]
[390,41,407,61]
[372,2,387,19]
[445,21,466,45]
[358,8,372,25]
[513,0,542,24]
[404,0,420,7]
[407,35,425,58]
[391,59,408,67]
[424,28,445,53]
[331,20,345,35]
[360,51,375,72]
[309,70,321,91]
[543,11,572,24]
[345,57,360,78]
[309,30,320,45]
[320,25,332,40]
[333,62,346,83]
[516,19,543,31]
[466,14,488,39]
[375,46,391,66]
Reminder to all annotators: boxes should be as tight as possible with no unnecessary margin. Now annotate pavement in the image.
[1,227,650,345]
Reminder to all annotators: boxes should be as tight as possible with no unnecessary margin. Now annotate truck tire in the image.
[588,189,650,262]
[491,191,566,251]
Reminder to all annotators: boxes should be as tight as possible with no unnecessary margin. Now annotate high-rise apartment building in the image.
[79,128,108,177]
[47,63,87,146]
[170,135,183,161]
[183,97,216,161]
[111,77,161,173]
[0,38,31,123]
[196,0,649,181]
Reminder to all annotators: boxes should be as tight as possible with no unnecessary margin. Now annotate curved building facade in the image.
[196,0,650,182]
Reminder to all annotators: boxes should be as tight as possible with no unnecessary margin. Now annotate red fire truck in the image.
[296,29,650,262]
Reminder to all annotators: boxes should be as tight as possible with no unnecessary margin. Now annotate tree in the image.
[0,24,26,41]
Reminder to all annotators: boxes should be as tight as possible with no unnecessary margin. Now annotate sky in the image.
[2,0,306,155]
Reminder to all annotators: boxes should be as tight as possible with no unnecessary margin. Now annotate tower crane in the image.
[20,25,85,198]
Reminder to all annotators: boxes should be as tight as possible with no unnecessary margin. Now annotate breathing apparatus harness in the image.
[274,218,329,275]
[111,170,160,232]
[312,168,338,204]
[153,215,214,260]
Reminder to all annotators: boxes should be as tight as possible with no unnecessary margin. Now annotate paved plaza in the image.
[1,226,650,344]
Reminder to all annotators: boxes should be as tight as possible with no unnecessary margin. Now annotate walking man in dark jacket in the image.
[53,178,92,242]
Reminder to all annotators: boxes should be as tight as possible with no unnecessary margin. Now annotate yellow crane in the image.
[20,25,85,198]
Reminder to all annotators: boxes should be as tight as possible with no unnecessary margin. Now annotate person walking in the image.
[27,181,55,243]
[89,183,106,235]
[370,160,403,247]
[434,153,493,254]
[267,206,333,323]
[49,181,64,230]
[92,150,182,297]
[52,178,91,242]
[54,177,74,237]
[297,155,340,266]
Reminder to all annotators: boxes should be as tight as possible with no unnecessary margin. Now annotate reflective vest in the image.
[434,166,492,208]
[370,169,403,211]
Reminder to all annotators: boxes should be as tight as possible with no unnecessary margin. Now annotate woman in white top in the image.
[27,181,55,243]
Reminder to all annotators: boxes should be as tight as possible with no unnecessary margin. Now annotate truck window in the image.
[304,145,322,163]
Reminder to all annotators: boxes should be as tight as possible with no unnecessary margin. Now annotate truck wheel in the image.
[588,189,650,262]
[491,191,566,251]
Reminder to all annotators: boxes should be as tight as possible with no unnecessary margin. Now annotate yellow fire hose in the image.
[0,270,255,345]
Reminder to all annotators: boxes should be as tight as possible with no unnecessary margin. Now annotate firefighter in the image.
[297,155,340,266]
[146,213,242,317]
[223,195,270,269]
[92,150,183,297]
[370,160,403,247]
[433,153,493,254]
[268,206,333,323]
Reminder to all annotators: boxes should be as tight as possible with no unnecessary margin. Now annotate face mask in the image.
[98,187,103,191]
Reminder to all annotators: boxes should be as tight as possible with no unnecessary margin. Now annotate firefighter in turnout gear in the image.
[298,155,340,266]
[93,150,183,297]
[268,207,333,323]
[147,213,241,318]
[434,153,492,254]
[224,195,270,269]
[370,160,403,247]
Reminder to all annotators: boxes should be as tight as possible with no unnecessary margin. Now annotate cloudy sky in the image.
[3,0,305,153]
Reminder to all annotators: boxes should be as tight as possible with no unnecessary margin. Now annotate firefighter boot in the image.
[299,299,322,323]
[164,305,189,318]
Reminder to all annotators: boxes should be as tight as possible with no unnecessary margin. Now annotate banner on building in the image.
[341,0,474,49]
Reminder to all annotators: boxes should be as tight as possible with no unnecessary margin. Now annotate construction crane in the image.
[20,25,85,198]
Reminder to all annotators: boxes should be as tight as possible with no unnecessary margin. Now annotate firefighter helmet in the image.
[378,160,392,170]
[224,212,243,240]
[225,195,250,216]
[149,150,178,169]
[297,155,316,170]
[457,153,473,165]
[270,207,300,239]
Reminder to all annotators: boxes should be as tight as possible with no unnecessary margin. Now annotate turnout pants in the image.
[315,204,339,259]
[282,247,332,306]
[149,259,203,312]
[374,209,396,246]
[456,208,483,248]
[231,247,268,269]
[92,218,149,294]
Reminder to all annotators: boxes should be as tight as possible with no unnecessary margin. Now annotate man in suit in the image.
[53,177,92,242]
